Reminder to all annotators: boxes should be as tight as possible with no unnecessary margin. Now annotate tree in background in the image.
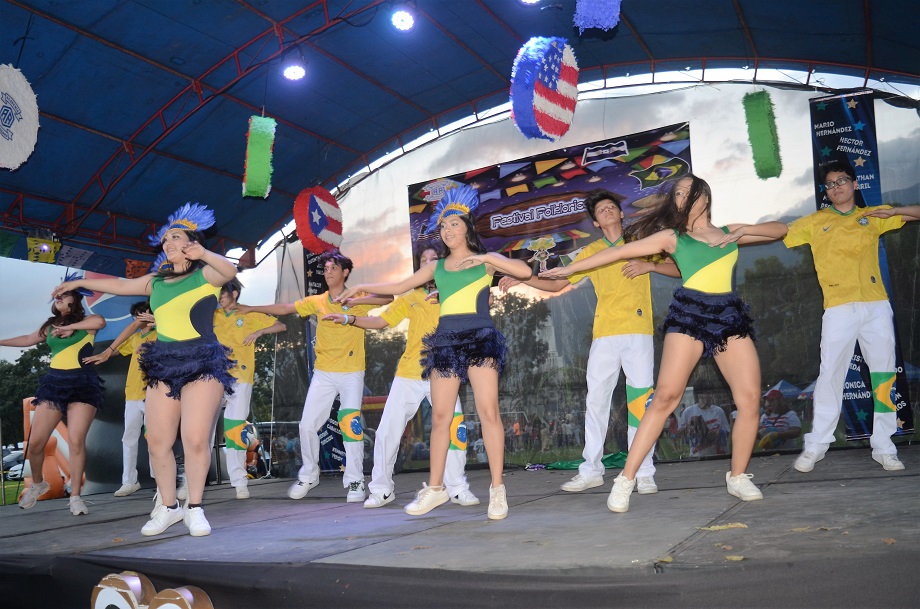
[0,342,50,446]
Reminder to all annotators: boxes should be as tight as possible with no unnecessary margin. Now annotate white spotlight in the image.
[283,48,306,81]
[391,3,416,31]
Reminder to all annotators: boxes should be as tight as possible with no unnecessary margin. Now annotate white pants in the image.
[222,382,254,489]
[298,370,366,487]
[367,377,470,497]
[122,399,152,485]
[579,334,656,479]
[805,301,898,455]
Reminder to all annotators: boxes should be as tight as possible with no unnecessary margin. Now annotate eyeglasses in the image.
[824,177,853,190]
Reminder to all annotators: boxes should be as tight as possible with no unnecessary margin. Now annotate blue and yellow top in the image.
[149,269,220,342]
[671,228,738,294]
[48,329,95,371]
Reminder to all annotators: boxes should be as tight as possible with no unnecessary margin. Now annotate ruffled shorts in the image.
[32,368,105,413]
[139,338,235,399]
[662,287,756,358]
[421,325,506,385]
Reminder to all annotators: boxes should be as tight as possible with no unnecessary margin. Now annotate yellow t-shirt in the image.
[213,310,279,384]
[379,288,439,380]
[567,237,653,338]
[784,205,905,309]
[293,292,373,373]
[118,328,157,400]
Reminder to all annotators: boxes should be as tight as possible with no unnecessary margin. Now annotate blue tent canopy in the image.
[764,380,802,399]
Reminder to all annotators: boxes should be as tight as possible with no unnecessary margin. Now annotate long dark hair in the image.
[40,291,87,337]
[154,229,207,279]
[624,174,712,242]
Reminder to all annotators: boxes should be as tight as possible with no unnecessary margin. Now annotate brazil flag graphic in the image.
[626,385,654,427]
[224,418,249,451]
[338,408,364,442]
[450,412,467,451]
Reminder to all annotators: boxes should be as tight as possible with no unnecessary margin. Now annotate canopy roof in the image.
[2,0,918,275]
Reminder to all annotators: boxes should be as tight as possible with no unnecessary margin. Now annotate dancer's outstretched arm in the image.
[335,264,436,302]
[540,230,675,279]
[711,221,789,247]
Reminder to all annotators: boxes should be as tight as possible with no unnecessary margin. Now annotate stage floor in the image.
[1,445,918,608]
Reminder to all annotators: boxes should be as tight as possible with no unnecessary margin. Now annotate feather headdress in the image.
[425,185,480,233]
[149,251,173,274]
[149,203,216,246]
[51,271,94,302]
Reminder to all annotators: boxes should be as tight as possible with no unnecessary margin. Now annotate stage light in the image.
[391,3,416,31]
[518,0,542,5]
[283,47,306,81]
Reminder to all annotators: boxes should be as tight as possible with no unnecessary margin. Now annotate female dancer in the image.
[54,203,237,536]
[541,175,788,512]
[0,276,105,515]
[337,186,531,519]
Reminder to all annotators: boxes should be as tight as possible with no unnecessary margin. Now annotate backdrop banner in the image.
[808,89,913,439]
[407,122,691,272]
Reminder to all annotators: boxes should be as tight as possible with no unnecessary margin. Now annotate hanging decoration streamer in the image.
[26,236,60,263]
[743,91,782,180]
[0,64,40,170]
[573,0,622,33]
[125,258,153,278]
[510,37,579,141]
[293,187,343,254]
[242,115,277,198]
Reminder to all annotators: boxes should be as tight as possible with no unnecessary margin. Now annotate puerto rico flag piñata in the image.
[510,37,579,141]
[293,186,344,254]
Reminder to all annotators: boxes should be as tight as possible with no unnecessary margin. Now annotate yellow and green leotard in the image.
[33,329,105,412]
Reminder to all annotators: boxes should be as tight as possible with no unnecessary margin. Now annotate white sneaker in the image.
[450,489,481,506]
[69,495,89,515]
[18,480,50,509]
[184,506,212,536]
[487,484,508,520]
[364,491,395,508]
[607,475,635,513]
[142,504,185,536]
[726,472,764,501]
[114,482,141,497]
[873,453,905,471]
[560,474,603,492]
[794,449,825,473]
[235,486,250,499]
[405,483,449,516]
[346,480,367,503]
[636,476,658,495]
[288,479,319,499]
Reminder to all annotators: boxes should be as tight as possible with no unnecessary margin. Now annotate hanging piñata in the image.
[293,187,343,254]
[574,0,622,33]
[742,91,782,180]
[0,64,40,170]
[510,37,579,141]
[242,115,277,198]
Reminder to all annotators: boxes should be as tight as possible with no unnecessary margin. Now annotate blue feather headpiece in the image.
[149,202,216,246]
[51,271,94,302]
[150,251,173,274]
[425,185,480,233]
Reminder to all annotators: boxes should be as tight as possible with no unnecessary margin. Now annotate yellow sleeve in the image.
[567,246,593,285]
[117,333,138,356]
[783,216,812,248]
[379,295,411,327]
[251,312,279,331]
[294,296,318,317]
[871,205,907,235]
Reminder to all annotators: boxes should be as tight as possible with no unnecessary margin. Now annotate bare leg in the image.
[24,403,63,485]
[63,402,97,496]
[713,337,762,476]
[467,366,504,488]
[428,374,461,487]
[179,379,225,505]
[623,333,703,479]
[145,384,181,506]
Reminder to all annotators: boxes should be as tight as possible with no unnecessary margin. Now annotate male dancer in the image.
[239,250,378,502]
[323,245,479,509]
[84,300,157,497]
[500,189,679,494]
[785,160,920,472]
[213,279,285,499]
